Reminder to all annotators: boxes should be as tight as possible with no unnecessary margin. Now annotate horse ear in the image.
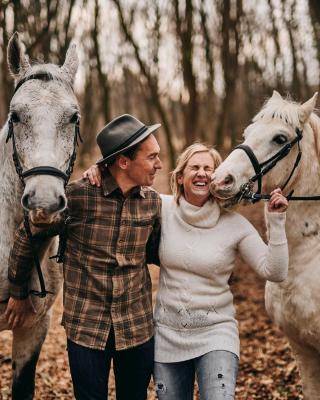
[7,32,30,78]
[271,90,282,100]
[299,92,318,124]
[60,42,78,85]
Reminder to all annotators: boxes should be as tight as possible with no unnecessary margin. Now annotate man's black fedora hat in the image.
[96,114,161,165]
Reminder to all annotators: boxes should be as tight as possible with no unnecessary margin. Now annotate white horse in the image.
[0,33,79,399]
[211,90,320,399]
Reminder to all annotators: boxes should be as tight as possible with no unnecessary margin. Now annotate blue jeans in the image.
[154,350,239,400]
[67,328,154,400]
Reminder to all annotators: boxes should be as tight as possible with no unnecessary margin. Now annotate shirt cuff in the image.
[266,211,287,245]
[9,281,29,299]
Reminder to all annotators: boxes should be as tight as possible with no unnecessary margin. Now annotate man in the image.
[5,114,162,400]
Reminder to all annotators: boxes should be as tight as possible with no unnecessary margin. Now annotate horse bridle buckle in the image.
[238,182,254,202]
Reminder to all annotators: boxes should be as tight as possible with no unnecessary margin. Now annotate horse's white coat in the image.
[211,91,320,399]
[0,33,79,398]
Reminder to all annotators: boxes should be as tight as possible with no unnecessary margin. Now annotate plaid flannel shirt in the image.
[8,169,161,350]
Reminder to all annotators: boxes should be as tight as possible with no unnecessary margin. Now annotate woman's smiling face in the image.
[177,151,215,207]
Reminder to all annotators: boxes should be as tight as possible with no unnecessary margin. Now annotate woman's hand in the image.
[82,165,102,187]
[267,188,288,213]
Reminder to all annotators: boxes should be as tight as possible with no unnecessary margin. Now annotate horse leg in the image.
[11,313,50,400]
[289,339,320,400]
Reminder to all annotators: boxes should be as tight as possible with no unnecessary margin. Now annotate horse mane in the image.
[252,95,301,129]
[309,112,320,160]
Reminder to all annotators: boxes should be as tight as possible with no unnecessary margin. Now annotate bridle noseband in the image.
[6,72,82,299]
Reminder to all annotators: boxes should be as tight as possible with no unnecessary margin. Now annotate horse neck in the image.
[279,137,320,266]
[0,124,23,231]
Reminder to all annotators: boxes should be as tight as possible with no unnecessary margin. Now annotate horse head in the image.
[210,90,319,207]
[6,32,80,225]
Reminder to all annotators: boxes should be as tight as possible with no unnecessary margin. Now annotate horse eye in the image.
[11,112,20,123]
[69,113,79,124]
[273,134,288,145]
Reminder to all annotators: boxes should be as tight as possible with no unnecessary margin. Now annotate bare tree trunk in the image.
[267,0,284,92]
[93,0,110,123]
[282,0,301,98]
[308,0,320,91]
[173,0,198,146]
[112,0,176,169]
[77,71,100,169]
[199,0,216,142]
[215,0,242,151]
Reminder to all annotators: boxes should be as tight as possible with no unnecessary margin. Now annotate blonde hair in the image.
[171,143,222,204]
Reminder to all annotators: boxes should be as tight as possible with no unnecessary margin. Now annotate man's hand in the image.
[5,297,36,329]
[267,188,289,213]
[82,165,102,187]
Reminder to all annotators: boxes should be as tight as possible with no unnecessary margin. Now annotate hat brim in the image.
[96,123,161,165]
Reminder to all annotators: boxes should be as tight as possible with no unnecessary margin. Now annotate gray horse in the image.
[0,33,80,399]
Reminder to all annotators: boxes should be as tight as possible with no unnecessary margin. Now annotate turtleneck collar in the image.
[176,196,221,229]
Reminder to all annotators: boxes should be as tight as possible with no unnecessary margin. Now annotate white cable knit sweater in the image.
[154,195,288,363]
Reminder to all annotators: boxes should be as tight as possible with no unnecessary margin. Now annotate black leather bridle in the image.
[6,72,82,298]
[235,127,320,202]
[6,72,81,187]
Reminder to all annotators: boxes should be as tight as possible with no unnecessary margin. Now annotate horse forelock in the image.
[15,63,73,92]
[252,96,302,129]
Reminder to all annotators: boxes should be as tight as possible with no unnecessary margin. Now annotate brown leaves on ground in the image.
[0,206,302,399]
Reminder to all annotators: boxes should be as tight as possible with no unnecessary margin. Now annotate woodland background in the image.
[0,0,319,168]
[0,0,319,399]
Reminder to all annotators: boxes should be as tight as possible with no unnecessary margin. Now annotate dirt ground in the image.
[0,204,302,400]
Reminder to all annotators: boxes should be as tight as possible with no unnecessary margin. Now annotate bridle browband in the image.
[235,127,320,202]
[6,72,82,299]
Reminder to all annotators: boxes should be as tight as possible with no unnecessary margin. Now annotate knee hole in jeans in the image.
[155,380,167,394]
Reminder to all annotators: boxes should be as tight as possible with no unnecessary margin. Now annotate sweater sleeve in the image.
[237,212,288,282]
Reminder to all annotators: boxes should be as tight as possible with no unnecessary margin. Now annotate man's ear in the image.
[117,155,129,170]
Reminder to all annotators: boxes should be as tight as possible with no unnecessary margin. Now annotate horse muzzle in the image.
[21,175,67,218]
[210,174,237,197]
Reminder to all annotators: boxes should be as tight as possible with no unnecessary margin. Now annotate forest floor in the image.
[0,202,303,400]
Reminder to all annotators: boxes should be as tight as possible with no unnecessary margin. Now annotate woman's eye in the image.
[11,112,20,123]
[273,134,288,145]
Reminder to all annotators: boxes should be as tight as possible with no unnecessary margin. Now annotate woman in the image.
[83,143,288,400]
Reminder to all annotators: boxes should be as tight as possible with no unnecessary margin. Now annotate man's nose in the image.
[155,157,162,169]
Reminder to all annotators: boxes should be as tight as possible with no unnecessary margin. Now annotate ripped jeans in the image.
[154,350,239,400]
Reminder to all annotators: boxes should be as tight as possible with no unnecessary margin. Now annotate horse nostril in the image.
[57,195,66,211]
[224,174,234,186]
[21,192,35,210]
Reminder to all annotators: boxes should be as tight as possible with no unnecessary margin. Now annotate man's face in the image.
[126,134,162,186]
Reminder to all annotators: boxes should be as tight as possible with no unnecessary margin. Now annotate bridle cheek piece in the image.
[6,72,82,298]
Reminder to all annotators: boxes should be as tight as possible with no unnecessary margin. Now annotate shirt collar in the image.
[101,168,145,198]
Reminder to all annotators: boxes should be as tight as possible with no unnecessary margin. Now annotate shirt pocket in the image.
[131,217,154,227]
[128,217,154,252]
